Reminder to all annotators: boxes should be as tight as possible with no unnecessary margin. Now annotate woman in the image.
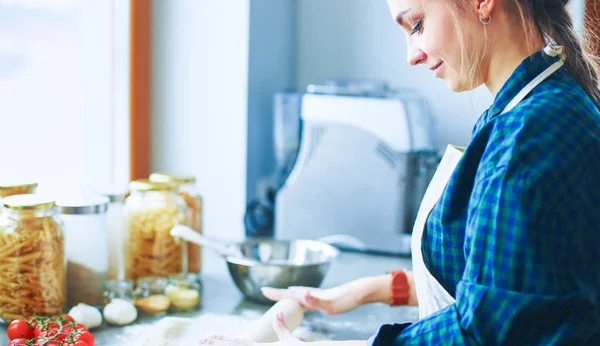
[202,0,600,344]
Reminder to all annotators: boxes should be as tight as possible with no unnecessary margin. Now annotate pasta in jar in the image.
[124,179,187,283]
[150,172,203,273]
[0,194,66,323]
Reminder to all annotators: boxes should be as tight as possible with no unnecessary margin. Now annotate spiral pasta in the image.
[0,214,66,322]
[124,205,185,282]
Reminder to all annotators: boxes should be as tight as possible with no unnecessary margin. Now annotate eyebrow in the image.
[395,8,412,25]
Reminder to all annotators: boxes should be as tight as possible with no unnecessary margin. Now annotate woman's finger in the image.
[261,287,286,301]
[262,287,321,311]
[304,292,336,314]
[272,311,294,341]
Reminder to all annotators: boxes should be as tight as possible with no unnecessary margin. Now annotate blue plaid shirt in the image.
[368,50,600,345]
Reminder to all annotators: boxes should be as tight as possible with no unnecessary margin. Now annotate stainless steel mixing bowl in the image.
[225,239,340,304]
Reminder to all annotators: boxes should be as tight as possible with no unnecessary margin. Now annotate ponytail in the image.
[528,0,600,108]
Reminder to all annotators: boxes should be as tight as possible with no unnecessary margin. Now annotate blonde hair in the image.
[449,0,600,106]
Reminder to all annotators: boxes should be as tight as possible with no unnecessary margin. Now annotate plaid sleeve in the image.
[367,168,599,345]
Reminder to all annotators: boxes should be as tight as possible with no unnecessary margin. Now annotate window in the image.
[0,0,130,195]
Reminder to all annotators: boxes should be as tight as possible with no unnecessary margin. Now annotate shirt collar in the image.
[472,49,562,136]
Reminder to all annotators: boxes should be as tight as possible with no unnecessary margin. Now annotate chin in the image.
[445,79,465,92]
[445,78,478,93]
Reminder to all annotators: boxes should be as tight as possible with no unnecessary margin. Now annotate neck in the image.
[484,31,545,96]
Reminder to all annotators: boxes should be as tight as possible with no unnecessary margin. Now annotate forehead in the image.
[386,0,421,16]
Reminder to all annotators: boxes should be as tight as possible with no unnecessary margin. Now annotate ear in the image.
[477,0,496,20]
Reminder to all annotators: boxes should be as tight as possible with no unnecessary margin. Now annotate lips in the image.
[430,61,443,71]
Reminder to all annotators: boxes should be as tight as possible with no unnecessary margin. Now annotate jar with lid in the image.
[0,194,66,323]
[124,179,187,282]
[0,182,38,199]
[56,195,110,309]
[150,172,203,273]
[0,182,38,217]
[103,279,134,305]
[132,277,170,315]
[96,189,128,281]
[165,273,202,312]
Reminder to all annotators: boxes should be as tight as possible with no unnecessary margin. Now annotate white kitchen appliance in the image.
[274,80,438,255]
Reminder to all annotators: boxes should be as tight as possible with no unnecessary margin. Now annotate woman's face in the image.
[387,0,485,92]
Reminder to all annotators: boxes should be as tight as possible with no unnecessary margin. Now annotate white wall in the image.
[296,0,586,150]
[152,0,251,242]
[247,0,296,202]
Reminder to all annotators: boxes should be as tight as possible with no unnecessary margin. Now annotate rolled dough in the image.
[242,299,304,342]
[131,300,304,346]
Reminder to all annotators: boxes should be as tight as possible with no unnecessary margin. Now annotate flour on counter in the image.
[111,313,332,346]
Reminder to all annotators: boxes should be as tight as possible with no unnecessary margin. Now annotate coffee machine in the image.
[246,79,438,256]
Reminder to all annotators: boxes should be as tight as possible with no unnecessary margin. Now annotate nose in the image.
[408,47,427,66]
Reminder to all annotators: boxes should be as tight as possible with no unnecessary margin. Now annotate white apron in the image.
[411,45,565,319]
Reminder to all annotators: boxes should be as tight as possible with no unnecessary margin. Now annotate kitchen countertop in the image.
[1,250,418,345]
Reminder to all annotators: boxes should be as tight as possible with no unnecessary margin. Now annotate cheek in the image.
[420,13,462,66]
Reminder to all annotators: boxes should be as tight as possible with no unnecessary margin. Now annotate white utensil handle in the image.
[170,224,241,258]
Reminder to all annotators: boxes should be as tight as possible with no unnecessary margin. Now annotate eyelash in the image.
[410,19,423,35]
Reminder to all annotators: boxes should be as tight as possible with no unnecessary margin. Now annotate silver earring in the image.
[479,13,491,25]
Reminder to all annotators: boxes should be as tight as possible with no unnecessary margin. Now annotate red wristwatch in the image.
[389,270,410,306]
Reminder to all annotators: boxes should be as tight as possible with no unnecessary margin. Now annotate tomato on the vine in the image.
[7,314,95,346]
[8,338,27,346]
[6,319,33,340]
[74,323,88,333]
[60,314,75,325]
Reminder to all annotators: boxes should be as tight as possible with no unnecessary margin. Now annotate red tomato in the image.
[7,319,32,340]
[61,314,75,325]
[29,319,38,328]
[66,341,88,346]
[62,325,75,334]
[77,330,94,346]
[39,322,61,339]
[74,323,88,332]
[8,338,27,346]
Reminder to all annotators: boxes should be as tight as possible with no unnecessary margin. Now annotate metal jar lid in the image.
[93,187,128,203]
[149,172,196,185]
[129,179,178,192]
[56,195,110,215]
[2,194,55,210]
[0,182,38,190]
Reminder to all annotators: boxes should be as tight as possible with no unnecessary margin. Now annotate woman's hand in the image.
[260,275,396,315]
[199,312,303,346]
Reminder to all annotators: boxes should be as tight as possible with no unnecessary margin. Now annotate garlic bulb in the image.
[68,303,103,329]
[103,298,138,326]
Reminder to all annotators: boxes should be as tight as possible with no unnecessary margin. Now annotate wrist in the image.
[361,275,393,305]
[374,271,417,307]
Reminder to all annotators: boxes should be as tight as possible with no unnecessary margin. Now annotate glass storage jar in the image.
[99,189,128,281]
[0,182,38,199]
[56,195,110,309]
[165,273,202,312]
[0,182,38,217]
[0,194,66,323]
[103,279,134,305]
[150,172,203,273]
[124,179,187,282]
[132,277,170,315]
